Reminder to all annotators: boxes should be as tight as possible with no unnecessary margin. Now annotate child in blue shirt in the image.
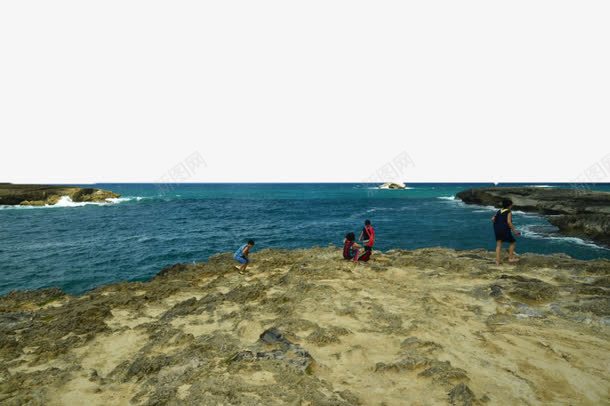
[234,239,255,272]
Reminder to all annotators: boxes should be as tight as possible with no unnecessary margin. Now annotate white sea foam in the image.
[364,187,414,190]
[0,195,142,210]
[106,197,133,204]
[520,225,608,250]
[473,205,497,212]
[511,210,541,219]
[54,196,96,207]
[526,185,557,188]
[437,196,456,201]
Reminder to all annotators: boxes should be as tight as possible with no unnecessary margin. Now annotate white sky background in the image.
[1,1,608,183]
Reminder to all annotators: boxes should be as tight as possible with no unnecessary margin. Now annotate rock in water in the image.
[379,182,407,189]
[0,184,120,206]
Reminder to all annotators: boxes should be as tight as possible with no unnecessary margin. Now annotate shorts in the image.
[359,246,372,262]
[234,256,249,264]
[495,230,515,243]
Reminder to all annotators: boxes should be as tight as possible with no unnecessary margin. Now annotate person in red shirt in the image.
[342,232,361,262]
[358,219,375,262]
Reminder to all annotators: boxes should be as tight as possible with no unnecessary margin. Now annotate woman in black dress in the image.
[492,199,521,265]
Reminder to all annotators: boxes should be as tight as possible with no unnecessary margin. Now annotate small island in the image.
[456,187,610,247]
[379,182,407,190]
[0,184,120,206]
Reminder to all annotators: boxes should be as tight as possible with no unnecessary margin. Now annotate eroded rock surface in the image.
[0,247,608,405]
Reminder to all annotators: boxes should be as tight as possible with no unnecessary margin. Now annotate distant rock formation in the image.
[379,182,406,189]
[456,187,610,246]
[0,184,120,206]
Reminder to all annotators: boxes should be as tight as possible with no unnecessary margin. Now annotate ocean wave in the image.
[520,225,608,250]
[511,210,541,219]
[106,197,134,204]
[0,195,142,210]
[364,187,414,190]
[526,185,557,188]
[437,196,456,201]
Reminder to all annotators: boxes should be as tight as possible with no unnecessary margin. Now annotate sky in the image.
[1,1,609,183]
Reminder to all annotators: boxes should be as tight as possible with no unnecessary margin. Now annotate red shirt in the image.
[363,225,375,247]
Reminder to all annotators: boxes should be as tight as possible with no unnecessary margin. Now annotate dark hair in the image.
[345,232,355,241]
[501,199,513,209]
[247,239,255,245]
[364,219,371,226]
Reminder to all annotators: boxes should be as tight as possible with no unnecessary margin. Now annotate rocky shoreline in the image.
[0,184,120,206]
[456,187,610,247]
[0,247,608,405]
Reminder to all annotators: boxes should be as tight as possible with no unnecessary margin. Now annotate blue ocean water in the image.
[1,183,609,296]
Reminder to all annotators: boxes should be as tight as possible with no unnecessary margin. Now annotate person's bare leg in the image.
[495,241,502,265]
[353,249,360,262]
[508,243,518,262]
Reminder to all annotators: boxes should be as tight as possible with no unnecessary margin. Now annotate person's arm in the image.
[358,231,363,241]
[242,246,250,257]
[491,214,496,222]
[353,242,361,249]
[508,213,520,235]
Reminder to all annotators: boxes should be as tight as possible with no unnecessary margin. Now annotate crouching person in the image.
[234,239,255,272]
[343,232,360,262]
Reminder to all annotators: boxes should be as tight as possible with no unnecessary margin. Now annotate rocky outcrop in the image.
[0,184,119,206]
[379,182,406,189]
[456,187,610,246]
[0,247,608,405]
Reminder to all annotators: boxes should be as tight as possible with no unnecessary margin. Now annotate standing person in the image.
[492,199,520,265]
[234,239,255,272]
[358,219,375,262]
[343,232,361,262]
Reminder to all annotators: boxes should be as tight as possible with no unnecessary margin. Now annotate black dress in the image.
[494,209,515,243]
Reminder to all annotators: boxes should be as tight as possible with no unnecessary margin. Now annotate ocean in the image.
[1,183,608,296]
